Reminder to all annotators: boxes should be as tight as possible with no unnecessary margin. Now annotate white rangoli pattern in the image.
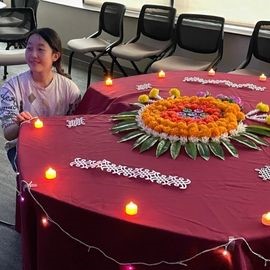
[70,158,191,189]
[136,83,152,91]
[183,76,266,91]
[66,117,85,128]
[255,165,270,181]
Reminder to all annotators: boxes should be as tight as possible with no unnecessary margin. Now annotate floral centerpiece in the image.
[111,89,270,160]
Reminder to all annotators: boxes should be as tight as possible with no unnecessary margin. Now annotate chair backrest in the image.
[11,0,25,8]
[26,0,39,21]
[137,5,176,41]
[11,0,39,21]
[0,8,36,40]
[99,2,126,38]
[246,21,270,63]
[176,14,224,55]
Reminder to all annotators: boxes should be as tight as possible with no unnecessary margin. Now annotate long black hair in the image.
[27,27,70,78]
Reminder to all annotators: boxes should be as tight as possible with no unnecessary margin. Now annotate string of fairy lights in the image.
[14,179,270,269]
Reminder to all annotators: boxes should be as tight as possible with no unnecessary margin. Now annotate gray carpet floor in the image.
[0,54,106,270]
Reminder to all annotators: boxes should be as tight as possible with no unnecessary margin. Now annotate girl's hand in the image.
[14,111,34,125]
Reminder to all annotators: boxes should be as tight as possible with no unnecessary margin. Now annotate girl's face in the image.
[25,33,60,74]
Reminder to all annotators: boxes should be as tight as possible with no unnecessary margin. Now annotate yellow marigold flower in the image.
[227,123,237,131]
[178,128,188,137]
[155,125,164,133]
[211,127,221,137]
[138,94,149,103]
[266,115,270,125]
[139,95,245,140]
[169,88,181,98]
[256,102,269,112]
[188,128,200,137]
[218,126,227,134]
[237,112,245,121]
[149,88,160,99]
[199,129,211,138]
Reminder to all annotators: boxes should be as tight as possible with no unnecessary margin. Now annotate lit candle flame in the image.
[158,70,165,78]
[105,77,113,86]
[45,167,57,180]
[208,68,215,76]
[34,118,43,128]
[125,201,138,216]
[259,73,267,81]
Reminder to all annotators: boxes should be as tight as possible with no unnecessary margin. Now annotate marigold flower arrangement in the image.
[111,88,270,160]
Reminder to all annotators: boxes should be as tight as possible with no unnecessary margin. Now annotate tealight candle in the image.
[105,77,113,86]
[261,212,270,226]
[45,167,57,180]
[208,68,215,76]
[259,73,267,81]
[158,70,165,78]
[34,118,43,129]
[125,201,138,216]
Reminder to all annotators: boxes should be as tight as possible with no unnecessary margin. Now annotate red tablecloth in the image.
[18,71,270,270]
[75,70,269,115]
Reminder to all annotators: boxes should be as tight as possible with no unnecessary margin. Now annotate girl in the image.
[0,27,81,170]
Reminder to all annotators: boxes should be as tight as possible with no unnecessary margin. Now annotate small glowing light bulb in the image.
[20,197,25,202]
[41,217,48,227]
[222,249,228,256]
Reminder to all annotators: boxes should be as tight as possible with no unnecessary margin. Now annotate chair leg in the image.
[68,51,75,75]
[131,61,142,74]
[112,57,128,77]
[91,52,108,75]
[3,66,8,80]
[144,58,158,74]
[87,59,95,87]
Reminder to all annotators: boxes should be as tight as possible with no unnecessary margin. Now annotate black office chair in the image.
[230,21,270,76]
[0,0,39,28]
[150,13,225,72]
[110,4,176,77]
[0,7,36,78]
[67,2,126,86]
[24,0,39,22]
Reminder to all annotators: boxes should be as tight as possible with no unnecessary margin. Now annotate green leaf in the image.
[111,115,136,121]
[184,142,197,160]
[170,141,181,160]
[111,121,138,133]
[208,141,225,160]
[230,136,261,150]
[156,140,171,157]
[245,126,270,137]
[133,134,151,149]
[241,132,269,146]
[112,120,137,128]
[197,142,210,160]
[246,124,270,132]
[119,130,144,142]
[221,140,239,158]
[140,137,159,152]
[116,110,138,116]
[130,103,145,108]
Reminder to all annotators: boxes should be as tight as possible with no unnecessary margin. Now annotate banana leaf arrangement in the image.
[111,90,270,160]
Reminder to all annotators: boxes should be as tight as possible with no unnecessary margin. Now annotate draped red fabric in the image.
[18,71,270,270]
